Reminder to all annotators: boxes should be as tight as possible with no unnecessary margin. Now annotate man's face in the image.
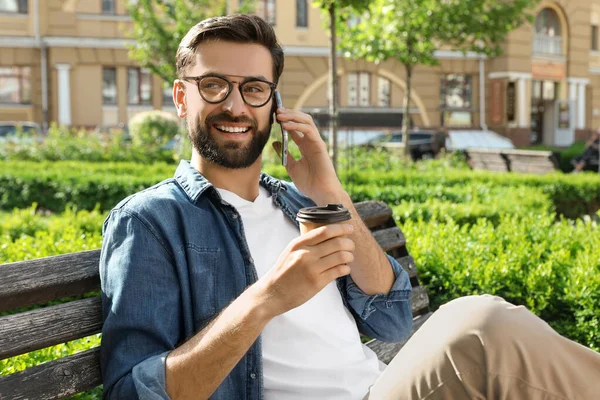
[179,41,275,169]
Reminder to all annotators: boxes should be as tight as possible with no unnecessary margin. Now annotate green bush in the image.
[1,159,598,218]
[128,110,181,148]
[0,123,177,164]
[401,211,600,352]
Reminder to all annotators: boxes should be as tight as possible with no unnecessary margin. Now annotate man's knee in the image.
[436,294,528,339]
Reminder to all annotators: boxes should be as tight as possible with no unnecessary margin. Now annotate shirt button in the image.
[250,373,256,379]
[232,213,238,219]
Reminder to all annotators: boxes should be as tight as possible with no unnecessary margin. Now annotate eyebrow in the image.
[204,71,270,82]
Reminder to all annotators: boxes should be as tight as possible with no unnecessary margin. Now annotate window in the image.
[533,8,562,55]
[259,0,276,25]
[347,72,370,107]
[593,25,599,51]
[102,0,115,14]
[0,67,31,104]
[440,74,472,127]
[441,74,472,109]
[0,0,28,13]
[535,8,561,37]
[128,68,152,105]
[102,68,117,105]
[378,77,391,107]
[296,0,307,27]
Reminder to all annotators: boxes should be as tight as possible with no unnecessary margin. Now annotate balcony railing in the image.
[533,34,563,56]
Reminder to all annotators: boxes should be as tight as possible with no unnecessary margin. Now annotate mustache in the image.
[206,113,257,129]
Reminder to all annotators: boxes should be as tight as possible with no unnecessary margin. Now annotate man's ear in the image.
[173,80,187,118]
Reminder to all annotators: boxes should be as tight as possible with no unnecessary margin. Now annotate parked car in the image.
[0,121,44,144]
[365,130,446,160]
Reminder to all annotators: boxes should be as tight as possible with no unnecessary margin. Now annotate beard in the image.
[187,112,271,169]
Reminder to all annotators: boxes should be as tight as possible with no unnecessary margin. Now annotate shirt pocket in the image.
[185,244,220,327]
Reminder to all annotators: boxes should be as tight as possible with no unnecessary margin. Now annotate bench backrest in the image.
[0,200,430,399]
[466,148,559,174]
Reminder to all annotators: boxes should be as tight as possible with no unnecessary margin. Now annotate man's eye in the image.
[243,85,265,93]
[203,82,223,90]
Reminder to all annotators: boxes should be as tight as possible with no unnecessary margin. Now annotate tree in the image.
[336,0,539,157]
[313,0,371,172]
[127,0,256,84]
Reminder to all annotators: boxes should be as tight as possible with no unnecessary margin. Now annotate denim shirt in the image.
[99,160,413,400]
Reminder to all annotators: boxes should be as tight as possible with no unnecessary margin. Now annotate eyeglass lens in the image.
[199,76,272,106]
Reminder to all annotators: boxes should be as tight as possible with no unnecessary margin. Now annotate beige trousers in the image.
[367,295,600,400]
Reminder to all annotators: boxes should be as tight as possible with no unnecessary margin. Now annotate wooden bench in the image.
[0,200,431,399]
[466,148,559,174]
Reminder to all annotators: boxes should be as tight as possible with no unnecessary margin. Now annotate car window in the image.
[0,126,17,137]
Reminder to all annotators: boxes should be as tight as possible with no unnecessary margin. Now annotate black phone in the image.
[274,91,288,167]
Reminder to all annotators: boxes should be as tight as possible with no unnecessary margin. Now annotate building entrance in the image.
[530,80,558,145]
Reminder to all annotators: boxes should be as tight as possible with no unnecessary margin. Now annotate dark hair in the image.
[176,14,284,83]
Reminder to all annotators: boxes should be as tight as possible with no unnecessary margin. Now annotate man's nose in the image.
[220,87,247,115]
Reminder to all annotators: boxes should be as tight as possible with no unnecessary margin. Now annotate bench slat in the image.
[396,256,417,279]
[0,250,101,313]
[0,348,101,400]
[354,201,393,228]
[0,297,102,360]
[366,311,433,364]
[410,285,430,315]
[372,227,406,253]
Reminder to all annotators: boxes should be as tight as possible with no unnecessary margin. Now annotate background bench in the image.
[466,148,559,174]
[0,200,431,399]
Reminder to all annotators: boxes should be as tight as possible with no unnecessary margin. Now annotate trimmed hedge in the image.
[1,161,598,218]
[402,212,600,352]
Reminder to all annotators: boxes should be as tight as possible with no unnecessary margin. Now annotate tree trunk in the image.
[327,3,339,172]
[402,64,413,158]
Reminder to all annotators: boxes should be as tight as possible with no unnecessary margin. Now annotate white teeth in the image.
[216,125,250,133]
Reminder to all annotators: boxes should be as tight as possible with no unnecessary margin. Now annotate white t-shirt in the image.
[217,186,384,400]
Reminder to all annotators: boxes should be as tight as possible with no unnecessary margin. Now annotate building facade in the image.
[1,0,599,146]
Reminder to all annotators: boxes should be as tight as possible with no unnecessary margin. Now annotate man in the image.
[572,129,600,173]
[100,14,600,400]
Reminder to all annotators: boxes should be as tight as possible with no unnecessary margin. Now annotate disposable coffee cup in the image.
[296,204,352,234]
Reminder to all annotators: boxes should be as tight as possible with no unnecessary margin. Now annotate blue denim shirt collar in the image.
[174,160,286,204]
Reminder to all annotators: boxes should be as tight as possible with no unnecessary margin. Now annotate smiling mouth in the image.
[214,124,251,134]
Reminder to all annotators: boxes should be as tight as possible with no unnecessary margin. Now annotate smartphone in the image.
[274,91,288,167]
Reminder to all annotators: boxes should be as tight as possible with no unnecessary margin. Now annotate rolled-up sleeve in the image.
[341,255,413,342]
[100,209,178,399]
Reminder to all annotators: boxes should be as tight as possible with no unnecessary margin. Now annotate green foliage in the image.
[1,157,598,218]
[401,212,600,352]
[336,0,539,65]
[0,205,105,263]
[126,0,228,83]
[128,110,182,148]
[126,0,255,83]
[0,123,178,164]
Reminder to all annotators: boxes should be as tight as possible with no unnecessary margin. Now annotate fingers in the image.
[276,110,321,143]
[314,236,355,258]
[322,263,352,282]
[276,108,316,127]
[298,223,354,247]
[317,250,354,270]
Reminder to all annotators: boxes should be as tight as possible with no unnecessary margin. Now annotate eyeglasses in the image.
[181,74,277,108]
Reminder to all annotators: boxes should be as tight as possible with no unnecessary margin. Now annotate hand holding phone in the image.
[274,91,288,167]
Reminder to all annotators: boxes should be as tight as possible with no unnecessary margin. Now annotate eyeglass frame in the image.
[180,73,278,108]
